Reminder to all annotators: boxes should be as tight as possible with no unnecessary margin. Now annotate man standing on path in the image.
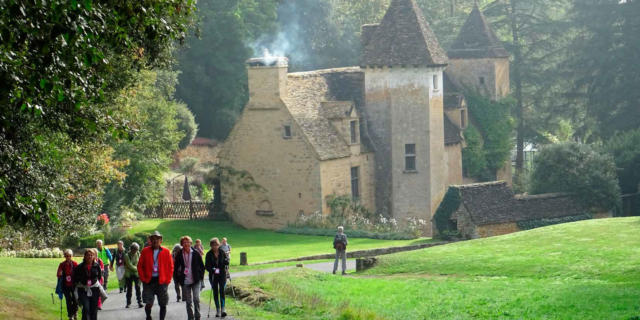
[96,239,113,290]
[138,231,173,320]
[332,226,348,275]
[111,240,127,293]
[124,242,143,308]
[174,236,205,320]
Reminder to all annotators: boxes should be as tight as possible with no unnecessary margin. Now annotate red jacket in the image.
[138,246,173,285]
[57,260,78,287]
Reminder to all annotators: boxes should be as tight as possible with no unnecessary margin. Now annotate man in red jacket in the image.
[138,231,173,320]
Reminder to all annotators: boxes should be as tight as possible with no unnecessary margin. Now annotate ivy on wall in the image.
[462,92,515,181]
[433,187,462,235]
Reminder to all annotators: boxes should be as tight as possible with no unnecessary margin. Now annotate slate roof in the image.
[283,67,368,160]
[444,115,463,145]
[361,0,448,67]
[451,181,586,225]
[448,4,509,59]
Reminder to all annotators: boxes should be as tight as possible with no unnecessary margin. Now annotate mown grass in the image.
[230,217,640,319]
[129,219,432,265]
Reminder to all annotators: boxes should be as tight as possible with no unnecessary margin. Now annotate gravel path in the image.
[99,260,355,320]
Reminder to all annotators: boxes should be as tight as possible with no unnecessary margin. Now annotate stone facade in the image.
[446,58,510,101]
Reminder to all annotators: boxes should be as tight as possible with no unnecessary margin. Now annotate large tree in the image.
[174,0,278,140]
[0,1,195,235]
[566,0,640,139]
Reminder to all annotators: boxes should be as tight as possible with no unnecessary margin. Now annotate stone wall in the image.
[476,222,519,238]
[219,102,323,230]
[447,58,510,101]
[319,153,376,214]
[444,144,464,188]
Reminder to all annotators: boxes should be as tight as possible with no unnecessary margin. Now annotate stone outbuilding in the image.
[435,181,612,239]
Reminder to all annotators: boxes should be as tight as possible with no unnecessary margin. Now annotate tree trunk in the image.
[509,0,525,175]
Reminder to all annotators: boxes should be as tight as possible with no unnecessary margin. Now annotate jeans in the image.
[333,249,346,273]
[78,287,99,320]
[209,276,226,309]
[126,275,142,305]
[63,285,78,318]
[174,278,182,299]
[182,281,201,320]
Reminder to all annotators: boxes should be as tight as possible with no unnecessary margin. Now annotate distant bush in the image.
[176,103,198,149]
[0,248,63,258]
[530,142,621,212]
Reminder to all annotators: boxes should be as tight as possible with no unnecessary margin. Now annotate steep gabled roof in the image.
[283,67,372,161]
[448,4,509,59]
[361,0,448,67]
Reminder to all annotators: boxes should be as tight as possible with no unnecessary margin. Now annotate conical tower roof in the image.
[361,0,448,67]
[448,4,509,59]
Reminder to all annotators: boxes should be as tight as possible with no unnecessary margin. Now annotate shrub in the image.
[78,233,105,249]
[530,142,621,212]
[176,103,198,150]
[1,248,64,258]
[603,129,640,194]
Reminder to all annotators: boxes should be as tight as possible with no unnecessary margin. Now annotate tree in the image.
[0,1,195,232]
[102,71,185,217]
[566,0,640,139]
[603,129,640,194]
[530,142,621,212]
[175,0,278,140]
[481,0,574,177]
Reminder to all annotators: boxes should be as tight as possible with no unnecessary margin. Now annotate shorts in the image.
[142,277,169,306]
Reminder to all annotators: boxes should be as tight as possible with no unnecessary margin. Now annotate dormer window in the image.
[433,75,439,91]
[283,125,292,139]
[350,120,358,144]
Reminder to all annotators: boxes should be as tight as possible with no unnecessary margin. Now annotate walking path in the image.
[99,260,356,320]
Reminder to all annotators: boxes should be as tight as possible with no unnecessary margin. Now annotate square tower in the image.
[360,0,449,234]
[447,4,510,100]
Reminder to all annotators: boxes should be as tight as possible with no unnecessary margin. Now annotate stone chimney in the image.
[246,57,288,107]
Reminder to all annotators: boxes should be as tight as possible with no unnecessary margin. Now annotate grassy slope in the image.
[129,219,432,265]
[233,218,640,319]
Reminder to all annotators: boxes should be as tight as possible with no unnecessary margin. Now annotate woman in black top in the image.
[74,249,103,320]
[204,238,229,318]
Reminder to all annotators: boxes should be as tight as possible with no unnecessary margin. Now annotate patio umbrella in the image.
[182,176,192,201]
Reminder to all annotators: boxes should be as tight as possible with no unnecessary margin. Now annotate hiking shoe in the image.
[126,304,130,308]
[138,302,144,308]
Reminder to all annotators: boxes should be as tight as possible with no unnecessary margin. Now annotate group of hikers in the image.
[56,231,233,320]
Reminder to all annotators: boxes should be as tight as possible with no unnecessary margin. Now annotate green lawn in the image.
[128,219,432,265]
[228,217,640,319]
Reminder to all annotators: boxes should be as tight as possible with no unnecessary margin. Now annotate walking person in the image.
[332,226,348,275]
[111,241,127,293]
[171,244,182,302]
[74,249,102,320]
[138,231,173,320]
[205,238,229,318]
[91,248,106,310]
[193,239,204,256]
[57,249,78,320]
[174,236,205,320]
[219,238,231,259]
[124,242,143,308]
[95,240,113,291]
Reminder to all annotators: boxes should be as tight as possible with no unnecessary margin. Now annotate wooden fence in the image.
[621,193,640,217]
[144,201,211,219]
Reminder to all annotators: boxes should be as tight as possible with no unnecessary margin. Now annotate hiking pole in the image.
[207,289,212,318]
[51,293,55,304]
[60,298,63,320]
